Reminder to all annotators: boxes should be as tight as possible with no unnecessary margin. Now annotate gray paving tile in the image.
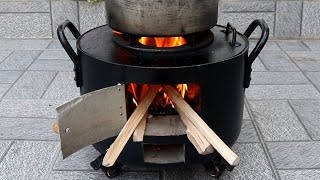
[0,141,58,180]
[47,39,76,50]
[38,50,70,60]
[54,146,100,170]
[4,71,56,100]
[243,105,250,119]
[278,170,320,180]
[0,13,52,38]
[258,51,299,71]
[295,61,320,71]
[303,40,320,51]
[287,51,320,61]
[275,1,302,38]
[276,40,309,51]
[79,1,106,33]
[0,50,42,70]
[49,171,160,180]
[237,121,259,143]
[29,59,74,71]
[267,142,320,169]
[221,1,275,13]
[252,57,267,72]
[0,2,50,13]
[0,140,12,158]
[301,1,320,38]
[43,72,79,101]
[246,85,320,100]
[0,71,23,84]
[0,118,57,140]
[306,72,320,90]
[0,39,51,50]
[0,50,12,63]
[290,100,320,140]
[249,101,310,141]
[250,41,281,51]
[0,84,11,98]
[251,72,309,85]
[0,100,64,118]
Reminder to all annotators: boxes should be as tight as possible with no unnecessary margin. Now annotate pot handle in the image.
[57,20,82,87]
[243,19,269,88]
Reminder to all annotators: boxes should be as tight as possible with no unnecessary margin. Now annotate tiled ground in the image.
[0,39,320,180]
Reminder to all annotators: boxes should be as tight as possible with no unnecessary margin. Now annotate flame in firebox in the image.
[139,37,187,47]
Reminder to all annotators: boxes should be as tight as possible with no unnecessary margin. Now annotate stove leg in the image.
[204,156,235,178]
[91,154,123,178]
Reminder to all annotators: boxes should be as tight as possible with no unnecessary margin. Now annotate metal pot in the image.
[105,0,219,36]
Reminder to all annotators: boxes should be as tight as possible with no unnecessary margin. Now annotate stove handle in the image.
[57,20,82,87]
[243,19,269,88]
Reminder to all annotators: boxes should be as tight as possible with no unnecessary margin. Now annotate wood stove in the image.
[57,2,269,177]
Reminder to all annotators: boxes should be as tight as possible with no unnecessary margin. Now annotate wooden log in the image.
[102,85,161,167]
[163,85,240,166]
[179,113,214,155]
[132,113,148,142]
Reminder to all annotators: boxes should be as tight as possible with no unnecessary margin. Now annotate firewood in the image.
[132,112,148,142]
[53,122,59,134]
[179,113,214,155]
[163,85,240,166]
[102,85,161,167]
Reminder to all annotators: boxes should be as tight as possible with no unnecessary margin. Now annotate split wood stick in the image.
[103,85,161,167]
[53,122,59,134]
[179,113,214,155]
[132,112,148,142]
[163,85,240,166]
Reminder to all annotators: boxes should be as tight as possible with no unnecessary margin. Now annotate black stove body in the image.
[58,20,268,170]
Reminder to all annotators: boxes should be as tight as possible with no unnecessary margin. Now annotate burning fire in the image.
[139,37,187,47]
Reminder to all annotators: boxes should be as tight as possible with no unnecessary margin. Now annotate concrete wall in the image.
[0,0,319,39]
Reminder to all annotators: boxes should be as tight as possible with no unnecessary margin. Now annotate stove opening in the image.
[143,144,185,164]
[126,83,201,116]
[138,37,187,48]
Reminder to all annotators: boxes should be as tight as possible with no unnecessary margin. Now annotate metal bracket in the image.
[224,23,241,47]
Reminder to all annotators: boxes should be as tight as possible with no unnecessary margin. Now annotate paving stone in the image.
[303,40,320,51]
[237,121,259,143]
[249,101,310,141]
[0,13,52,38]
[0,84,11,98]
[251,72,309,85]
[29,59,74,71]
[51,1,79,38]
[49,171,160,180]
[306,72,320,90]
[252,57,267,71]
[267,142,320,169]
[218,12,274,37]
[43,72,79,101]
[79,1,106,33]
[246,85,320,100]
[250,41,281,51]
[0,100,64,118]
[0,2,50,13]
[290,100,320,140]
[47,39,77,50]
[0,71,23,84]
[276,40,309,51]
[0,140,11,158]
[221,1,275,12]
[294,61,320,71]
[0,50,12,63]
[0,50,41,70]
[278,170,320,180]
[243,105,250,119]
[301,1,320,38]
[0,141,58,180]
[4,71,56,100]
[258,51,299,71]
[54,146,100,170]
[0,118,57,140]
[38,50,70,60]
[287,51,320,61]
[0,39,51,50]
[275,1,302,38]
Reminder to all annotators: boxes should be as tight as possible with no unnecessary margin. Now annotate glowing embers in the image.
[138,37,187,48]
[127,84,200,115]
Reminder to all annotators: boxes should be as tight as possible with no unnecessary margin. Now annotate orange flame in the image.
[139,37,187,47]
